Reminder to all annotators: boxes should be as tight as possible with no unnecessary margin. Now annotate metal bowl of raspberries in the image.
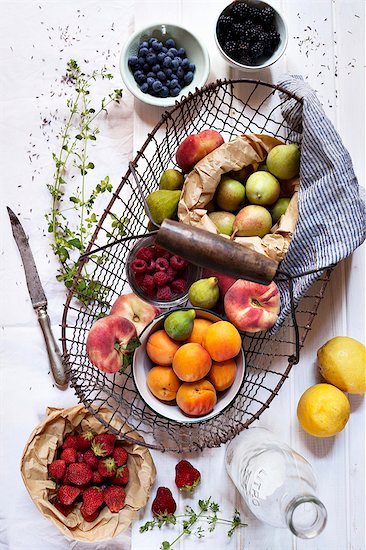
[126,234,202,308]
[215,0,288,70]
[120,23,210,107]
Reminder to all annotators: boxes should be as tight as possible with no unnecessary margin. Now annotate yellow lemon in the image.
[297,383,350,437]
[317,336,366,394]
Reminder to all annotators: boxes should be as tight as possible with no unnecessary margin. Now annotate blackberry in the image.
[261,6,275,27]
[217,14,234,32]
[243,18,255,30]
[223,40,238,57]
[256,30,269,44]
[232,22,246,38]
[250,41,264,59]
[247,6,261,21]
[268,30,281,48]
[246,24,263,41]
[231,2,251,21]
[237,40,251,62]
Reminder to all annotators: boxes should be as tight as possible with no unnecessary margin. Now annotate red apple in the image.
[224,280,280,333]
[176,129,224,173]
[86,314,137,373]
[110,293,160,335]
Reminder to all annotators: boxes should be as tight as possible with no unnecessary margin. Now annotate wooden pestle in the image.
[155,219,279,285]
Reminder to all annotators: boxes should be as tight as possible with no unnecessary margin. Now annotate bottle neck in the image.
[285,495,327,539]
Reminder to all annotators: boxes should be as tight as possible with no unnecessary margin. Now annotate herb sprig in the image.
[140,497,247,550]
[46,59,127,304]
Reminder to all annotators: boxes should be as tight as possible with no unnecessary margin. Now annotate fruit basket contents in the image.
[128,36,196,99]
[20,406,156,541]
[133,309,245,423]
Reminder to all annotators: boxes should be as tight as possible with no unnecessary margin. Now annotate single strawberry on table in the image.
[175,460,201,491]
[104,486,126,513]
[151,487,177,517]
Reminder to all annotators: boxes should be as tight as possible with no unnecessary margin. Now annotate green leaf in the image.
[69,196,79,204]
[160,543,171,550]
[86,162,95,169]
[67,238,82,249]
[75,134,83,140]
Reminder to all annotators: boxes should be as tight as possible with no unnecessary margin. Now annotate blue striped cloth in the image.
[271,75,366,332]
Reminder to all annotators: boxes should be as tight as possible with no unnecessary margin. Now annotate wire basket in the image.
[61,79,332,453]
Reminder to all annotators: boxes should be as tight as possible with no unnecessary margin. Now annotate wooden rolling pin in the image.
[155,219,278,285]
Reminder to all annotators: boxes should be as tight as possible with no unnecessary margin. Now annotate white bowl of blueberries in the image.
[215,0,288,70]
[120,23,210,107]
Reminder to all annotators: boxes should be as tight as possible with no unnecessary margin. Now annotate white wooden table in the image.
[0,1,364,549]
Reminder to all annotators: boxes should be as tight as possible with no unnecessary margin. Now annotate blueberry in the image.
[157,70,166,82]
[143,63,150,73]
[189,63,196,72]
[181,58,190,69]
[170,85,181,97]
[152,41,163,51]
[157,51,166,62]
[146,52,157,65]
[165,38,176,48]
[170,73,178,81]
[171,59,179,70]
[139,47,149,57]
[147,71,155,78]
[152,80,163,92]
[184,71,194,84]
[133,69,143,78]
[176,67,184,79]
[163,56,172,67]
[140,82,149,93]
[167,51,175,59]
[152,64,161,73]
[148,37,157,46]
[147,76,155,87]
[163,67,173,77]
[173,56,182,66]
[135,73,147,85]
[141,41,149,48]
[128,55,139,67]
[177,47,186,58]
[162,46,168,53]
[169,78,178,89]
[168,48,178,56]
[159,86,169,98]
[138,57,145,66]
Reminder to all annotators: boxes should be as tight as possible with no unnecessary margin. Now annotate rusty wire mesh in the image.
[61,79,332,452]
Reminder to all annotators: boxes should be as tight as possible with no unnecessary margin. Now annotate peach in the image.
[176,129,224,173]
[176,380,217,416]
[172,343,212,382]
[208,359,237,391]
[147,366,181,401]
[146,330,181,366]
[110,293,160,336]
[203,321,241,362]
[224,280,280,333]
[186,318,213,346]
[86,314,137,374]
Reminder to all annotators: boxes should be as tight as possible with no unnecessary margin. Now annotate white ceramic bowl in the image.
[120,23,210,107]
[132,309,246,424]
[215,0,288,71]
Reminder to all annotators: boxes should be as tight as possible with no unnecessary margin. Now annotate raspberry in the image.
[136,246,154,263]
[131,259,147,273]
[170,255,187,271]
[156,285,173,301]
[134,273,145,287]
[155,257,169,271]
[153,245,170,259]
[166,267,177,282]
[142,274,155,291]
[153,271,170,287]
[146,259,156,273]
[171,279,187,294]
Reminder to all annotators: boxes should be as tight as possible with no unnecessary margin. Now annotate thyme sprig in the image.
[46,59,127,304]
[139,497,247,549]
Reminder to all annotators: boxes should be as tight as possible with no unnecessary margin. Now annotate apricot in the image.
[208,359,237,391]
[172,343,212,382]
[147,366,181,401]
[186,318,213,346]
[146,330,181,366]
[176,380,217,416]
[203,321,241,362]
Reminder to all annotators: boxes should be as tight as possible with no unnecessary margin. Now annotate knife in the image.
[7,207,68,389]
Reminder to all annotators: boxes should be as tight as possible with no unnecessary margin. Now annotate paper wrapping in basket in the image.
[20,405,156,542]
[178,134,299,264]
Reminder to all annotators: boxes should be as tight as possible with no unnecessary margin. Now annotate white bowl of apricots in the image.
[132,308,246,423]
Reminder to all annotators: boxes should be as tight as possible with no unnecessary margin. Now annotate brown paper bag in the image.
[178,134,299,263]
[20,405,156,542]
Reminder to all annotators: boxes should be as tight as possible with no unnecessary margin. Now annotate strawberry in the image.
[76,452,85,463]
[48,459,66,481]
[57,485,81,505]
[110,465,129,486]
[175,460,201,491]
[52,499,75,517]
[104,486,126,513]
[91,470,104,484]
[67,463,93,486]
[82,487,104,514]
[91,433,116,457]
[98,457,117,478]
[113,447,128,467]
[76,431,94,451]
[60,447,78,464]
[84,449,99,470]
[62,434,79,450]
[80,504,100,522]
[151,487,177,517]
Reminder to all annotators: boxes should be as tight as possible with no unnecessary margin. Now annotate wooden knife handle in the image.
[156,219,278,285]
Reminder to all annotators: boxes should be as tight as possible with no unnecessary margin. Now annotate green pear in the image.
[146,190,181,225]
[246,171,280,206]
[271,197,291,223]
[215,176,246,212]
[233,205,272,238]
[208,211,236,236]
[159,168,184,190]
[267,144,300,180]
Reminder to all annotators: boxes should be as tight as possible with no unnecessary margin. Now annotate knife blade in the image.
[7,207,68,389]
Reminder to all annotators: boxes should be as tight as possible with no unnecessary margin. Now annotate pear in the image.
[267,144,300,180]
[232,205,272,238]
[188,277,220,309]
[208,211,236,236]
[146,190,181,225]
[164,309,196,341]
[215,176,245,212]
[246,171,280,206]
[159,168,184,190]
[271,197,291,224]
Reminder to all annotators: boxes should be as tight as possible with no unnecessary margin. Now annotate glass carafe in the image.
[225,427,327,539]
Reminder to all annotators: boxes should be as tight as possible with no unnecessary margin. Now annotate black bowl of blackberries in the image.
[215,0,288,69]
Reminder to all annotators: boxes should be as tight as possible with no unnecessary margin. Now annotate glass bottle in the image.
[225,427,327,539]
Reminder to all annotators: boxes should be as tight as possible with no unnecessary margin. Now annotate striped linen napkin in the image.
[272,75,366,332]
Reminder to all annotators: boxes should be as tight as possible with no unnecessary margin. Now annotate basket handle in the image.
[156,219,278,285]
